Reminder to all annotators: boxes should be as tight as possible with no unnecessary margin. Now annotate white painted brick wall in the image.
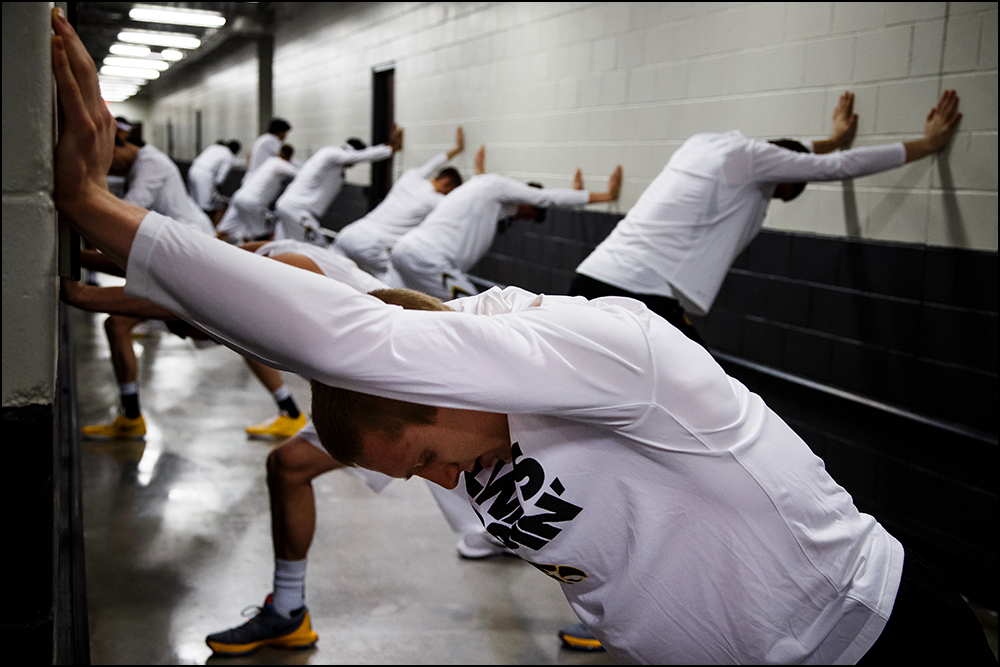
[147,2,998,251]
[2,2,57,406]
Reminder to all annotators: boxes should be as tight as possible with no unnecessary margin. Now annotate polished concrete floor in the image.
[73,280,997,664]
[72,291,616,665]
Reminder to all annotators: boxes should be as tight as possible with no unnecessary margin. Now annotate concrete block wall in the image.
[148,2,997,253]
[2,1,57,407]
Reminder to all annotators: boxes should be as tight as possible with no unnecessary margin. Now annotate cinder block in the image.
[654,62,689,101]
[739,90,828,139]
[874,78,942,134]
[910,20,947,76]
[885,2,947,24]
[980,12,998,69]
[642,24,675,66]
[804,35,856,86]
[940,71,999,131]
[592,37,616,72]
[601,71,628,106]
[618,33,644,70]
[854,25,912,82]
[1,192,57,405]
[627,68,658,104]
[949,3,998,17]
[739,3,790,50]
[2,2,53,195]
[943,14,981,73]
[927,191,998,251]
[933,132,999,192]
[758,44,807,92]
[832,2,886,34]
[786,2,833,41]
[864,188,932,245]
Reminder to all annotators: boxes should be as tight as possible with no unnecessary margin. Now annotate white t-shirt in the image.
[334,153,448,250]
[576,131,907,315]
[189,143,235,186]
[244,133,283,182]
[126,211,903,664]
[275,144,393,219]
[393,174,590,272]
[124,146,213,236]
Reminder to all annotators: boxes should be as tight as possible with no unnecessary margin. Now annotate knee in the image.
[267,438,338,488]
[104,315,134,338]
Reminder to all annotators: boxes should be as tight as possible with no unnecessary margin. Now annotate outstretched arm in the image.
[903,90,962,163]
[812,91,858,155]
[474,145,486,175]
[577,165,624,204]
[51,8,146,269]
[61,278,179,319]
[446,126,465,161]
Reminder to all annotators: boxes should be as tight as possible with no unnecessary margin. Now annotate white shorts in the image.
[390,241,478,301]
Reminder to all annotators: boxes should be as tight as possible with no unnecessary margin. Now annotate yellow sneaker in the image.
[246,413,307,439]
[81,414,146,440]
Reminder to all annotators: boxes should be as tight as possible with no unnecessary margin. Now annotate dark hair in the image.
[227,140,242,154]
[346,137,367,151]
[279,144,295,160]
[436,167,463,189]
[525,182,546,223]
[267,118,291,134]
[309,288,453,467]
[768,139,809,201]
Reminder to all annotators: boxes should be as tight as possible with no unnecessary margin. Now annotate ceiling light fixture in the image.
[129,5,226,28]
[118,30,201,49]
[109,43,151,57]
[100,65,160,80]
[104,56,170,71]
[160,49,184,61]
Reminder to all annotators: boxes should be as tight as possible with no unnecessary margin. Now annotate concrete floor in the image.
[73,297,616,665]
[72,281,997,664]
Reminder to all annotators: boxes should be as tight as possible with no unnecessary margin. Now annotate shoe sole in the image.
[558,632,605,652]
[81,433,146,441]
[207,632,318,656]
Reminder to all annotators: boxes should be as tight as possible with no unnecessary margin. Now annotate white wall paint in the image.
[2,2,58,406]
[149,2,998,251]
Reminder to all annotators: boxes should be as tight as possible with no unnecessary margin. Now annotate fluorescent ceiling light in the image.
[101,65,160,80]
[160,49,184,61]
[100,74,148,86]
[104,56,169,71]
[118,30,201,49]
[109,43,151,57]
[129,5,226,28]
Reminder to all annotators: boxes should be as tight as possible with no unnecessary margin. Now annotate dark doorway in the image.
[369,65,395,210]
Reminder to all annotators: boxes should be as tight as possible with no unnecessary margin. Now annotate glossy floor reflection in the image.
[73,301,615,665]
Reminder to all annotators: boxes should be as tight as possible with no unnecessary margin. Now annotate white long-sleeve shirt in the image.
[234,157,299,209]
[275,144,393,219]
[243,132,283,182]
[124,146,213,236]
[189,143,235,186]
[577,131,907,315]
[393,174,590,272]
[333,152,449,274]
[125,211,902,664]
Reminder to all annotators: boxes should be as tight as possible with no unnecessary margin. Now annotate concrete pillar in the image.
[2,2,59,661]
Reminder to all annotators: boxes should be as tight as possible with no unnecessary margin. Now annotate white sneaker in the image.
[456,531,513,559]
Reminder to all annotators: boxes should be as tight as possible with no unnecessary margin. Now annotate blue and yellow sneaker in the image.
[558,621,604,652]
[206,594,318,656]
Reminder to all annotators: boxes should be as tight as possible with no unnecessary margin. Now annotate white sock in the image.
[272,558,307,618]
[271,385,291,403]
[119,381,139,396]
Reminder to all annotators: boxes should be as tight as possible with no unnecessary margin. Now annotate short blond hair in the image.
[310,288,453,466]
